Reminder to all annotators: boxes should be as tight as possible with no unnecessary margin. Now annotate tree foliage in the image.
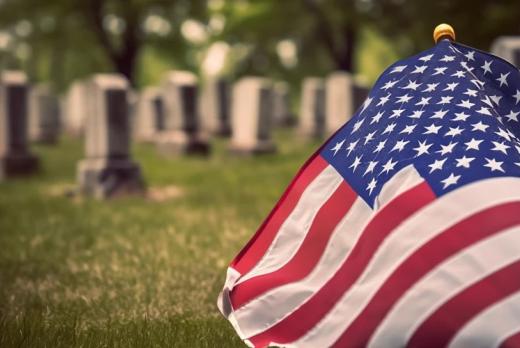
[0,0,518,91]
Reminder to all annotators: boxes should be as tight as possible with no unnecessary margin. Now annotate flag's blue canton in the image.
[321,40,520,208]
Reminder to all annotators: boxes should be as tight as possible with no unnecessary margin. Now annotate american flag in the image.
[218,39,520,347]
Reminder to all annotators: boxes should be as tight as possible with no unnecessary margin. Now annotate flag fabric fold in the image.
[218,39,520,347]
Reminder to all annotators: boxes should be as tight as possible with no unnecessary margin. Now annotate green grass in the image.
[0,130,322,347]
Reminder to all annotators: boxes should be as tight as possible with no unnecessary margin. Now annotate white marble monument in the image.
[298,77,325,139]
[229,77,276,155]
[28,84,61,144]
[157,71,210,155]
[64,80,88,136]
[132,87,164,142]
[325,71,369,135]
[77,74,145,198]
[272,81,295,127]
[491,36,520,67]
[200,77,231,136]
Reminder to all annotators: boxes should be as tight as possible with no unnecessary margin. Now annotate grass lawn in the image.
[0,130,321,347]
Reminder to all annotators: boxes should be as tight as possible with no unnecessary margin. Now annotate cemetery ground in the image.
[0,130,320,347]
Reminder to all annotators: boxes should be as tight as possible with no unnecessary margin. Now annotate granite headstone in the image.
[0,71,39,179]
[200,77,231,136]
[298,77,325,138]
[157,71,210,155]
[229,77,276,155]
[77,74,145,198]
[132,87,164,142]
[491,36,520,68]
[28,84,60,144]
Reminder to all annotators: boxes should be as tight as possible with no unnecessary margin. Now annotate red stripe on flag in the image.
[231,155,328,275]
[408,259,520,348]
[499,330,520,348]
[230,181,357,309]
[248,181,435,347]
[331,201,520,348]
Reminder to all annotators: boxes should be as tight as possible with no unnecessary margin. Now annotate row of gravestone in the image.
[62,71,367,156]
[4,35,520,197]
[0,69,368,199]
[64,73,298,156]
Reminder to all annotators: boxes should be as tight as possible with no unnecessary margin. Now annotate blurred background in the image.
[2,1,520,347]
[1,0,519,92]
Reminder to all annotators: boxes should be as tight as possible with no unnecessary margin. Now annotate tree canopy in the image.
[0,0,518,91]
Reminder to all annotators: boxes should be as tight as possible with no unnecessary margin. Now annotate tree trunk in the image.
[113,48,138,86]
[83,0,141,86]
[334,26,356,72]
[301,0,357,73]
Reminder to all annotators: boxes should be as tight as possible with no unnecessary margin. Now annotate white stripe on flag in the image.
[448,291,520,348]
[368,226,520,348]
[236,165,343,286]
[288,177,520,348]
[217,267,246,338]
[374,165,424,209]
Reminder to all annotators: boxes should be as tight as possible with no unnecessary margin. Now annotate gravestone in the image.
[298,77,325,138]
[77,74,145,198]
[127,88,139,133]
[272,81,295,127]
[0,71,39,179]
[491,36,520,67]
[64,80,88,136]
[28,84,60,144]
[156,71,210,155]
[132,87,164,142]
[325,71,369,136]
[200,77,231,136]
[229,77,276,155]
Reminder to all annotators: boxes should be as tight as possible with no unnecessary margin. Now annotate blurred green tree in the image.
[0,0,519,91]
[0,0,208,88]
[218,0,368,76]
[376,0,520,53]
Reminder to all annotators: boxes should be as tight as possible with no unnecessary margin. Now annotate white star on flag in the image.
[465,138,483,150]
[453,112,471,121]
[390,66,406,74]
[424,123,442,134]
[441,172,461,188]
[391,139,409,152]
[411,65,428,74]
[428,157,447,173]
[471,121,489,132]
[455,156,475,168]
[505,110,520,122]
[414,140,432,156]
[513,90,520,104]
[330,139,345,156]
[402,80,422,90]
[440,55,455,62]
[497,72,510,87]
[481,60,492,74]
[380,158,397,174]
[484,157,505,172]
[349,155,362,171]
[433,67,448,75]
[437,141,457,155]
[423,83,439,92]
[363,160,378,176]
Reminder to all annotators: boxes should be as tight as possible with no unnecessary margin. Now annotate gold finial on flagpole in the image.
[433,23,456,43]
